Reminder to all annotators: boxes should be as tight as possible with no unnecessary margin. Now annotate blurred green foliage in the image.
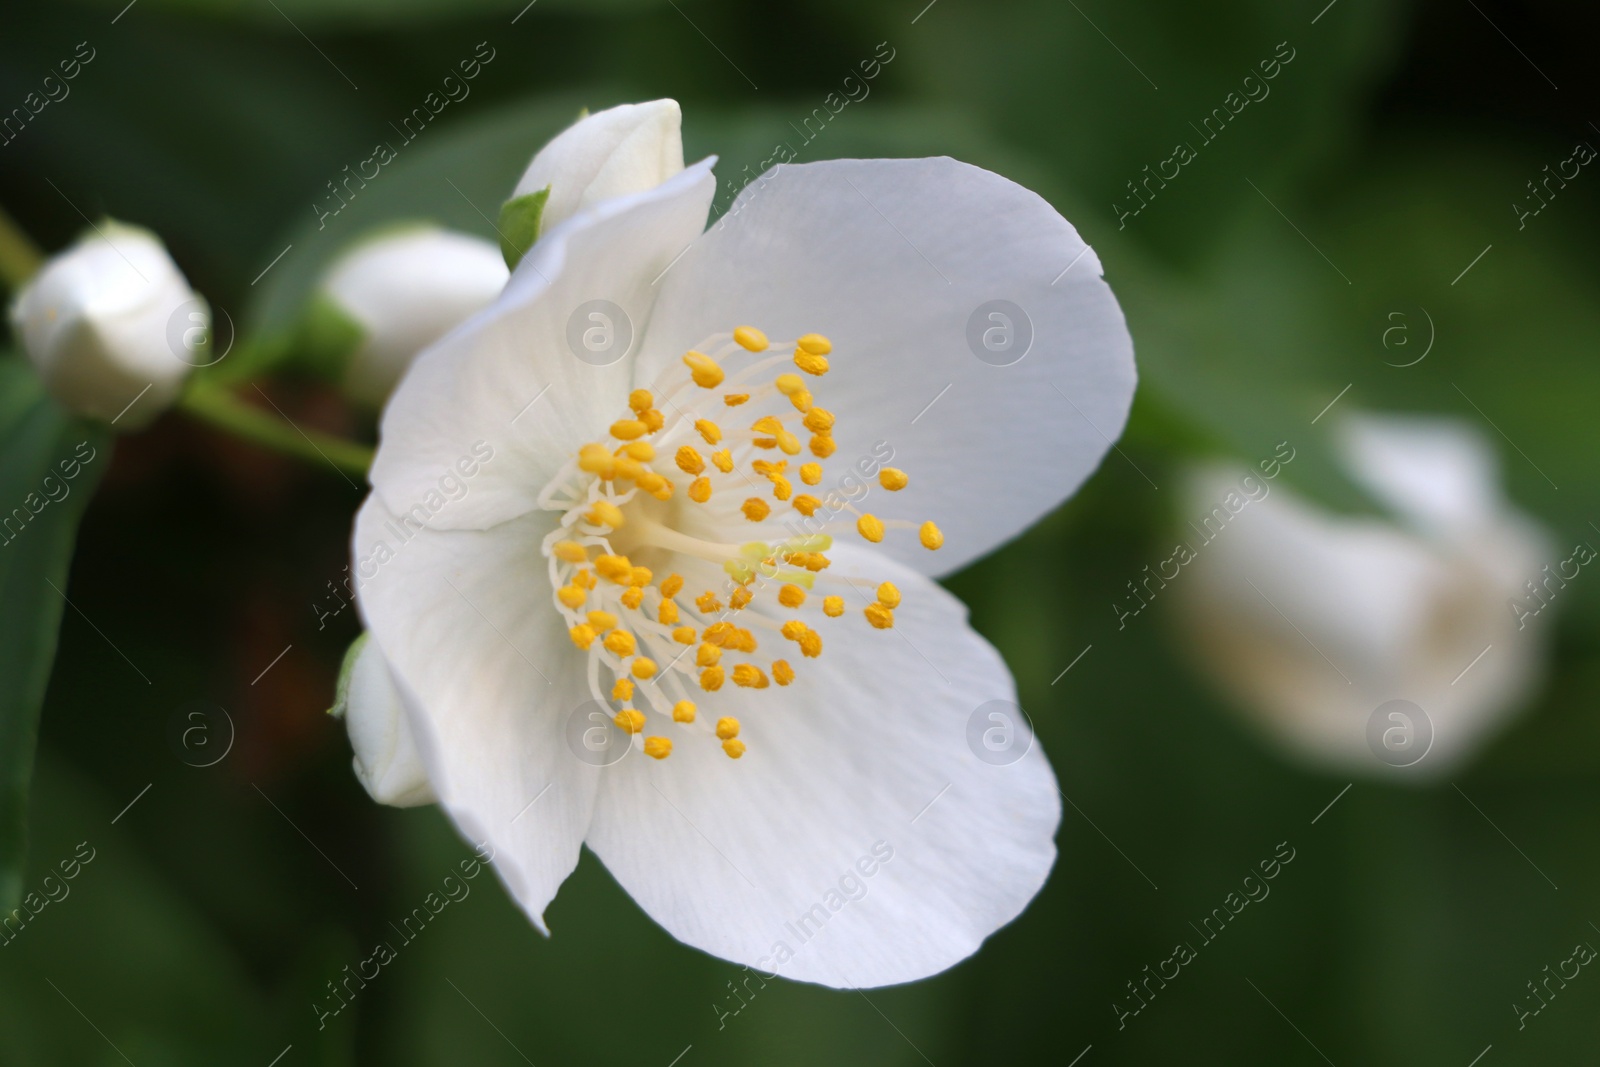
[2,0,1599,1063]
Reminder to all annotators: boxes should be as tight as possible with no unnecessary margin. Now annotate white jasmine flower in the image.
[1175,412,1551,777]
[348,142,1134,986]
[321,226,508,407]
[510,99,684,234]
[10,220,201,428]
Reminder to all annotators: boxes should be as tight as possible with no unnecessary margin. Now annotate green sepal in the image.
[497,187,549,270]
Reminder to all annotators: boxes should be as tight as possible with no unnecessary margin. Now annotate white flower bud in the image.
[321,226,508,407]
[512,99,684,233]
[1172,413,1551,778]
[343,638,435,808]
[10,221,201,428]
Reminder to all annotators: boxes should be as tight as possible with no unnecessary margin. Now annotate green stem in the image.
[179,384,373,479]
[0,203,44,291]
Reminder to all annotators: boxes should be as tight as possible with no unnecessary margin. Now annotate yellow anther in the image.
[797,333,832,355]
[772,475,793,501]
[644,736,672,760]
[594,554,633,582]
[697,643,722,668]
[672,700,697,723]
[857,514,885,543]
[635,471,667,494]
[658,599,680,625]
[683,351,725,388]
[628,388,654,414]
[724,393,750,406]
[603,630,637,656]
[711,449,734,473]
[920,521,944,550]
[628,566,653,587]
[578,443,617,478]
[773,660,795,686]
[614,709,646,734]
[612,677,634,702]
[696,591,722,613]
[650,477,674,501]
[557,585,587,609]
[865,603,895,629]
[798,629,823,658]
[702,621,736,646]
[574,569,597,590]
[802,408,834,434]
[553,540,588,564]
[695,419,722,445]
[742,498,771,522]
[716,717,741,740]
[732,664,769,689]
[751,415,784,435]
[675,446,705,475]
[641,408,665,432]
[775,373,806,396]
[587,500,625,529]
[733,326,769,351]
[730,628,758,653]
[793,494,821,517]
[776,430,802,456]
[689,477,712,503]
[778,584,806,608]
[752,458,787,477]
[729,586,753,610]
[879,467,908,491]
[722,738,746,759]
[660,574,684,598]
[632,657,658,679]
[672,626,696,644]
[823,595,844,618]
[612,457,645,483]
[700,666,725,691]
[876,582,902,608]
[620,587,644,610]
[610,418,648,441]
[810,434,837,458]
[794,351,829,376]
[569,624,597,649]
[781,619,809,642]
[788,389,814,412]
[621,441,655,461]
[586,610,618,632]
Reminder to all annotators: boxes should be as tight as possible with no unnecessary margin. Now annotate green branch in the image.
[179,384,373,479]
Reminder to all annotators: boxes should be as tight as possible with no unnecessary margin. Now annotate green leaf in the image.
[0,358,110,913]
[497,187,549,270]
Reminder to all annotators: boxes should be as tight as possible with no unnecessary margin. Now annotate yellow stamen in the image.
[732,664,769,689]
[594,555,633,583]
[780,619,808,642]
[603,630,636,656]
[879,467,908,491]
[776,430,802,456]
[569,624,597,649]
[642,408,665,433]
[696,591,722,613]
[802,408,834,433]
[742,498,771,522]
[729,586,753,610]
[798,629,822,658]
[733,326,769,351]
[775,373,806,396]
[658,599,679,625]
[672,626,697,644]
[857,514,885,543]
[610,418,647,441]
[683,351,725,388]
[702,621,735,646]
[773,660,795,686]
[711,449,734,473]
[752,459,787,477]
[587,500,625,529]
[797,333,832,355]
[772,475,793,501]
[810,434,836,458]
[672,700,696,723]
[724,393,750,406]
[920,521,944,550]
[614,709,645,734]
[695,419,722,445]
[823,596,844,617]
[574,569,596,590]
[636,471,667,495]
[689,476,712,503]
[628,566,653,587]
[587,610,618,632]
[700,666,725,691]
[632,657,658,679]
[612,677,634,702]
[660,574,684,598]
[621,441,655,461]
[778,584,806,608]
[793,494,821,517]
[557,585,586,609]
[697,643,722,667]
[877,582,901,608]
[675,446,705,475]
[620,587,644,610]
[716,717,741,740]
[644,736,672,760]
[722,739,747,759]
[865,603,894,629]
[788,389,813,412]
[553,540,588,564]
[629,389,653,414]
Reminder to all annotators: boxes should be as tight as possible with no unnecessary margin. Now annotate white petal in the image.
[1173,462,1550,777]
[584,546,1060,987]
[633,157,1135,575]
[352,494,600,930]
[1336,412,1504,536]
[369,160,717,531]
[513,100,685,232]
[344,638,435,807]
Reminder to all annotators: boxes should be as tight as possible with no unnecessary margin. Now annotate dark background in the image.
[2,0,1599,1063]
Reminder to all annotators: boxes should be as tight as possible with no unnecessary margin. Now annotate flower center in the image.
[535,326,942,761]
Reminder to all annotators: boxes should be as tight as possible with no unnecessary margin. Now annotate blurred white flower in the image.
[10,220,200,428]
[321,226,508,407]
[1175,412,1551,778]
[342,637,435,808]
[511,99,684,233]
[347,142,1135,986]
